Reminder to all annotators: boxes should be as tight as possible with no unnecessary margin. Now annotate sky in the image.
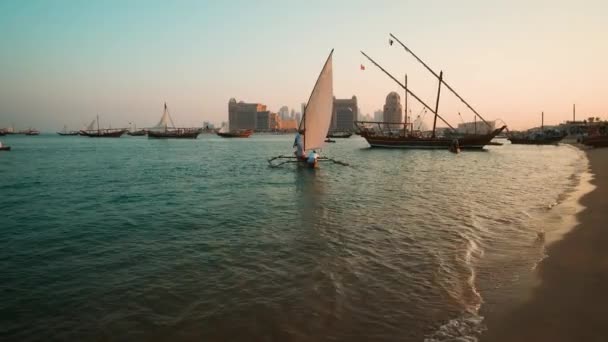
[0,0,607,131]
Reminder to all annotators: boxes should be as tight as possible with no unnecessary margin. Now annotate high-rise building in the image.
[383,92,402,129]
[374,110,384,122]
[269,113,281,130]
[290,109,295,120]
[279,106,289,120]
[331,96,358,131]
[228,98,267,130]
[255,111,270,130]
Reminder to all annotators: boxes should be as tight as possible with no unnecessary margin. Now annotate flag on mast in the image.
[360,64,365,70]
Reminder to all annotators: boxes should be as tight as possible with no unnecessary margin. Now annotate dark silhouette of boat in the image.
[147,103,201,139]
[79,116,126,137]
[582,135,608,148]
[148,129,199,139]
[127,130,147,136]
[355,34,506,150]
[57,125,79,136]
[326,131,352,138]
[80,129,126,137]
[0,141,10,151]
[22,129,40,135]
[216,129,253,138]
[508,112,566,145]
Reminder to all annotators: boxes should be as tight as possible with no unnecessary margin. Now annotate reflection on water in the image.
[0,134,586,341]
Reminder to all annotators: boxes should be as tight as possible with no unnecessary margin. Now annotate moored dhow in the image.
[356,34,506,150]
[148,103,201,139]
[79,116,126,137]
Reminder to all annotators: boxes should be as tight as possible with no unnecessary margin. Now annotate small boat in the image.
[269,50,347,168]
[508,112,566,145]
[0,141,10,151]
[127,130,147,136]
[148,103,201,139]
[216,129,253,138]
[449,139,460,153]
[326,131,352,138]
[79,116,126,137]
[324,138,336,143]
[57,125,80,136]
[21,129,40,135]
[582,135,608,148]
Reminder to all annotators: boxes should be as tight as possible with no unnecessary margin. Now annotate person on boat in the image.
[293,129,306,160]
[307,150,319,167]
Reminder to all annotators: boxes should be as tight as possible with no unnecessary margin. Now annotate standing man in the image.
[293,129,306,160]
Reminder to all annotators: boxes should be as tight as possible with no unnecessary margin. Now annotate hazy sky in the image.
[1,0,606,130]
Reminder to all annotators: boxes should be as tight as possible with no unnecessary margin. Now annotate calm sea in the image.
[0,134,586,341]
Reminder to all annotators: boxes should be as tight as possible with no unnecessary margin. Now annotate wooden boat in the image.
[127,130,147,136]
[508,112,566,145]
[57,125,79,136]
[148,103,201,139]
[80,116,126,137]
[356,34,506,150]
[216,129,253,138]
[326,131,352,138]
[269,50,347,168]
[324,138,336,143]
[0,141,10,151]
[22,129,40,135]
[582,135,608,148]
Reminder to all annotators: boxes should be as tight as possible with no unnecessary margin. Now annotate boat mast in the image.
[97,115,100,134]
[432,71,443,138]
[389,33,492,129]
[573,104,576,122]
[360,51,455,131]
[541,111,544,132]
[404,74,408,136]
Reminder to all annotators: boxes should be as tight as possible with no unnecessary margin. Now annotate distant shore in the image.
[482,147,608,342]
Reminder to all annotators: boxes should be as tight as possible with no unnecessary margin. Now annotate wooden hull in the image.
[0,146,11,151]
[80,129,126,138]
[148,130,199,139]
[361,126,506,149]
[217,130,253,138]
[582,135,608,148]
[57,132,79,136]
[326,132,352,138]
[508,135,565,145]
[127,130,147,136]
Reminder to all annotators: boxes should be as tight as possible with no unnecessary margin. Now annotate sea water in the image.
[0,134,586,341]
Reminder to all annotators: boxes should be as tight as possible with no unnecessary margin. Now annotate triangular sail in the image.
[86,119,96,130]
[300,50,334,151]
[154,103,175,130]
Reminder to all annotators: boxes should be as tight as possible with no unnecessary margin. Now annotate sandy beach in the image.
[482,147,608,342]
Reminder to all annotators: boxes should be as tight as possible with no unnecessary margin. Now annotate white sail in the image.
[218,123,229,133]
[86,119,96,130]
[154,102,174,130]
[302,50,333,151]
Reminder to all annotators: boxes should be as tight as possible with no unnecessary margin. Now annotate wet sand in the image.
[482,147,608,342]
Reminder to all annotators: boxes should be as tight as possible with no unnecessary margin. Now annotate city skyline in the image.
[1,0,607,131]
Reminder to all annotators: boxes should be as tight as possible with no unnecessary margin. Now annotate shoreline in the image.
[481,147,608,341]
